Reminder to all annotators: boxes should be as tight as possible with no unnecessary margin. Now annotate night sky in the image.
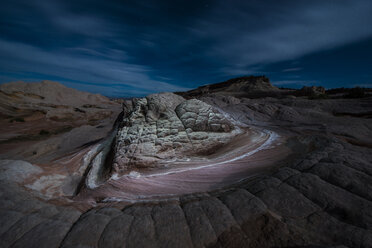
[1,0,372,97]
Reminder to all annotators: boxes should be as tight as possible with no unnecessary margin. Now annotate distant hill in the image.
[0,80,110,106]
[176,75,372,99]
[0,80,121,163]
[176,76,279,98]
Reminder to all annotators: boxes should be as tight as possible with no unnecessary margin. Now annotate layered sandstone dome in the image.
[112,93,238,174]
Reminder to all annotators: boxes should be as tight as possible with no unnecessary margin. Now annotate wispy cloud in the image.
[198,1,372,68]
[0,39,190,96]
[1,0,372,95]
[282,67,303,73]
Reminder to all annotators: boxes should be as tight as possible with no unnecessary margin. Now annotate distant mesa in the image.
[177,75,279,98]
[177,75,372,99]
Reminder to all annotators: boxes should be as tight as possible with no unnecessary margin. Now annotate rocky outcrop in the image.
[177,76,278,98]
[300,86,326,96]
[1,78,372,247]
[175,99,234,133]
[112,93,238,174]
[0,80,121,163]
[0,80,109,106]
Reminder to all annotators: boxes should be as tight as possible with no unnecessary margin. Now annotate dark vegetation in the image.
[74,107,86,113]
[82,104,104,109]
[345,87,366,98]
[285,85,372,100]
[326,86,371,98]
[39,129,50,135]
[10,117,25,123]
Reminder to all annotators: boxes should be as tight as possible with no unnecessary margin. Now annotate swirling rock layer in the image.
[1,82,372,247]
[1,136,372,248]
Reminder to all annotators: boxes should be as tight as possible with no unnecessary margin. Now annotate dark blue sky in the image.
[1,0,372,97]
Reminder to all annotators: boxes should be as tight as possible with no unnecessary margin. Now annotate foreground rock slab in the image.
[2,134,372,247]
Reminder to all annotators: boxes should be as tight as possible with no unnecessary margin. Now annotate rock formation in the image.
[299,85,326,96]
[0,78,372,248]
[0,80,109,106]
[0,80,121,163]
[177,76,279,98]
[112,93,238,174]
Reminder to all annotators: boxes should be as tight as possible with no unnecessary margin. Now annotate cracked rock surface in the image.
[1,82,372,247]
[112,93,237,174]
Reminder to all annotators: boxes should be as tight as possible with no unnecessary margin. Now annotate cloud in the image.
[1,0,372,95]
[282,68,303,73]
[197,0,372,69]
[0,39,190,96]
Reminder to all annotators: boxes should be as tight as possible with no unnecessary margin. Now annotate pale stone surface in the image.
[112,93,238,174]
[0,81,121,164]
[0,160,42,183]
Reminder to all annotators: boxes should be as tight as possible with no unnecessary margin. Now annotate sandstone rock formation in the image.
[1,134,372,248]
[0,80,108,106]
[112,93,238,174]
[0,80,121,163]
[0,78,372,248]
[177,76,279,98]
